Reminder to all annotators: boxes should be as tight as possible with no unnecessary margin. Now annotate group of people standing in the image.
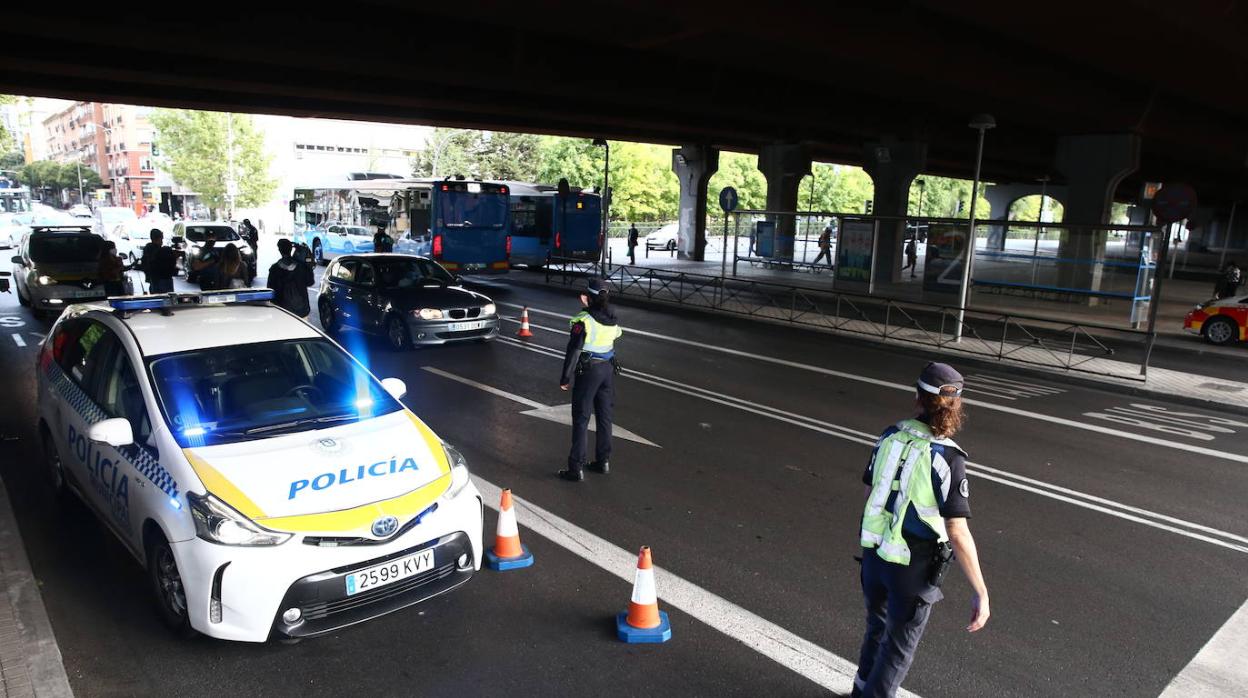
[104,225,314,318]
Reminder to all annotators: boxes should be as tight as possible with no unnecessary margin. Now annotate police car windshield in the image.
[147,338,402,447]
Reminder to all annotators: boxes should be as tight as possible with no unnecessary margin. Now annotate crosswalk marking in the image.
[964,373,1066,400]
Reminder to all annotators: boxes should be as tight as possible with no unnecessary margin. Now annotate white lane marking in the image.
[0,316,25,328]
[1159,598,1248,697]
[497,336,1248,555]
[422,366,545,409]
[965,373,1065,399]
[11,333,25,348]
[473,476,892,696]
[501,306,1248,465]
[421,366,659,447]
[1083,404,1248,442]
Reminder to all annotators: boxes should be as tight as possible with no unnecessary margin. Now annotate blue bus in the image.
[292,180,409,264]
[390,179,511,274]
[293,178,511,274]
[506,182,602,267]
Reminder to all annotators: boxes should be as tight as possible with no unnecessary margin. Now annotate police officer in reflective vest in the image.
[557,278,622,482]
[853,363,990,698]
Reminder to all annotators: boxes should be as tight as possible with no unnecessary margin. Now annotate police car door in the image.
[44,319,128,528]
[90,333,169,548]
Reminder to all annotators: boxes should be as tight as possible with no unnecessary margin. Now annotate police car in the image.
[35,289,483,642]
[1183,295,1248,345]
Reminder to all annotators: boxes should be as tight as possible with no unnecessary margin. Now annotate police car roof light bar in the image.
[108,289,276,317]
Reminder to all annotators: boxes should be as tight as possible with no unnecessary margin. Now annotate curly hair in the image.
[917,389,965,438]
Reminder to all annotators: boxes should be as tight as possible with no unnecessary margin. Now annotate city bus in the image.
[389,178,511,274]
[506,182,602,267]
[293,178,511,274]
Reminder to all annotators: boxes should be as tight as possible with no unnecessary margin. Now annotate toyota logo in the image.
[371,515,399,538]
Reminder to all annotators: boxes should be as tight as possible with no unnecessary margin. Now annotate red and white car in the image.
[1184,296,1248,345]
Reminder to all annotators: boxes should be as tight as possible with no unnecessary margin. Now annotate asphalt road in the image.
[0,260,1245,697]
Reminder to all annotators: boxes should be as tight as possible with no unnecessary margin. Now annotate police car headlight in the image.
[480,303,496,316]
[413,308,443,320]
[36,275,57,286]
[187,492,291,546]
[442,442,471,500]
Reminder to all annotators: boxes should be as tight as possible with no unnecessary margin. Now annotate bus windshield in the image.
[442,191,508,229]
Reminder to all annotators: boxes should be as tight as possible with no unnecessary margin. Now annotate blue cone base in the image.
[485,545,533,571]
[616,611,672,643]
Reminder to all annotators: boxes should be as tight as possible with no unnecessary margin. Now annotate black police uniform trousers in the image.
[567,358,614,470]
[854,541,944,698]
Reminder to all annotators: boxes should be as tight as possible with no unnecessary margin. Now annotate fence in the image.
[541,260,1150,380]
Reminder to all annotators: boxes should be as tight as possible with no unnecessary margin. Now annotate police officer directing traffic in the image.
[853,362,989,698]
[557,278,622,482]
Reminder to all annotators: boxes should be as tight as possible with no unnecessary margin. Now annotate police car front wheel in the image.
[40,430,66,498]
[148,535,197,638]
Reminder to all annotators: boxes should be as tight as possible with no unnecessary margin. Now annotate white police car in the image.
[35,289,482,642]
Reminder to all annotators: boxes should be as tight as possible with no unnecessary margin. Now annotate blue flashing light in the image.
[108,288,276,313]
[354,398,374,409]
[109,296,176,311]
[201,289,275,304]
[169,497,182,510]
[182,426,207,437]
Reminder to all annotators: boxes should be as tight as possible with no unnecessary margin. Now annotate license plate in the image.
[68,288,104,298]
[448,320,488,332]
[463,263,484,270]
[345,549,435,596]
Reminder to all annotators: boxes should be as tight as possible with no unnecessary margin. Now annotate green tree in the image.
[150,109,275,215]
[0,95,15,154]
[908,176,990,219]
[411,128,481,178]
[478,131,540,181]
[708,152,767,212]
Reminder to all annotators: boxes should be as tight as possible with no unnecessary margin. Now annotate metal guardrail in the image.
[540,262,1148,381]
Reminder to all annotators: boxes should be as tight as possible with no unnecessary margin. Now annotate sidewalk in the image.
[0,477,72,698]
[607,237,1217,337]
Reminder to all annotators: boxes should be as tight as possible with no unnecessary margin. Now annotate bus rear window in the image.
[442,191,508,229]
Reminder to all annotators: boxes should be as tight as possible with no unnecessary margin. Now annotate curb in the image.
[0,477,73,698]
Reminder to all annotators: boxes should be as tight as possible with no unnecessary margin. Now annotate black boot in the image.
[557,464,585,482]
[587,460,610,474]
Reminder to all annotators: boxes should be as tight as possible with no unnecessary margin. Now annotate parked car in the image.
[102,222,149,262]
[318,254,499,350]
[68,204,93,219]
[93,206,138,239]
[11,225,127,316]
[172,221,256,282]
[645,223,679,252]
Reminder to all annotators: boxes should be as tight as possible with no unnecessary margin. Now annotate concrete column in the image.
[671,144,719,261]
[862,138,926,283]
[982,182,1069,251]
[1054,134,1141,291]
[757,143,811,260]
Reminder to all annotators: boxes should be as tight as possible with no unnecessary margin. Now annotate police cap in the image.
[585,278,610,296]
[917,362,963,397]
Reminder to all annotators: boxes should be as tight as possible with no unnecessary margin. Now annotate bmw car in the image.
[318,254,500,350]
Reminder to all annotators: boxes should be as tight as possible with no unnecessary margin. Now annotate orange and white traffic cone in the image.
[616,546,671,643]
[516,307,534,338]
[485,489,533,570]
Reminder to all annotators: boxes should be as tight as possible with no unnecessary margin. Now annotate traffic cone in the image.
[485,489,534,571]
[516,307,534,338]
[616,546,672,643]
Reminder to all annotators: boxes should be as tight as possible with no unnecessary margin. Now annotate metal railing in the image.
[540,261,1149,380]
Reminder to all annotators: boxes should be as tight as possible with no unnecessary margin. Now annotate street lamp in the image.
[915,178,926,218]
[592,138,610,274]
[955,113,995,342]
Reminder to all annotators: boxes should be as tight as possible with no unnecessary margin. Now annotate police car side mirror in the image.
[88,417,134,448]
[10,255,22,265]
[381,377,407,401]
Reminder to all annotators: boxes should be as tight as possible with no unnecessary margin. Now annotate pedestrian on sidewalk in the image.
[627,223,639,265]
[557,278,623,482]
[268,238,314,317]
[139,229,178,293]
[813,224,834,268]
[852,362,990,698]
[903,237,918,278]
[1216,260,1242,299]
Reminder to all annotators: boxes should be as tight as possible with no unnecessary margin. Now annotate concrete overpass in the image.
[3,1,1246,265]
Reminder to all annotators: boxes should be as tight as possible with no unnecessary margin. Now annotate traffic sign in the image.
[719,186,738,213]
[1151,183,1198,223]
